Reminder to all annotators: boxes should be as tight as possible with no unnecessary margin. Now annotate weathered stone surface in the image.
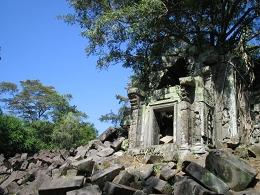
[174,176,218,195]
[160,136,173,144]
[66,185,102,195]
[0,171,18,189]
[141,155,163,164]
[206,149,258,191]
[70,157,94,174]
[103,181,137,195]
[38,176,84,195]
[99,127,117,142]
[248,145,260,158]
[160,168,178,181]
[113,170,134,186]
[232,189,260,195]
[145,176,172,195]
[133,190,148,195]
[183,161,229,194]
[91,164,124,188]
[111,137,125,151]
[96,148,114,157]
[18,173,52,195]
[126,164,153,180]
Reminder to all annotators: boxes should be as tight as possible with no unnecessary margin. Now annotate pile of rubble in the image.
[0,127,260,195]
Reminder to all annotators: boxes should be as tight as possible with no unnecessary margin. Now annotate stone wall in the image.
[128,50,254,154]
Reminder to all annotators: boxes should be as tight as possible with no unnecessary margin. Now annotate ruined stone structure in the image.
[127,49,256,154]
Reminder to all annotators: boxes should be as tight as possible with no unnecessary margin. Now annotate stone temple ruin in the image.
[127,48,259,155]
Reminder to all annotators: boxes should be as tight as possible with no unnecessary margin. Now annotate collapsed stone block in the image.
[206,149,258,191]
[126,164,154,180]
[91,164,124,188]
[174,176,218,195]
[113,170,134,186]
[66,185,102,195]
[0,171,18,189]
[145,176,172,195]
[159,168,178,181]
[99,126,117,142]
[183,161,229,194]
[103,181,137,195]
[97,148,114,157]
[38,176,84,195]
[70,157,94,174]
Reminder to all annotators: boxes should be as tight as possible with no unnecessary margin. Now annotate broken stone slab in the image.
[183,161,229,194]
[99,126,117,142]
[159,136,173,144]
[133,190,148,195]
[96,147,114,157]
[174,176,218,195]
[111,137,125,151]
[160,168,178,181]
[70,157,94,174]
[17,173,52,195]
[231,189,260,195]
[103,181,137,195]
[0,171,18,189]
[66,185,102,195]
[113,170,134,186]
[60,149,70,160]
[126,164,154,180]
[248,145,260,158]
[38,176,84,195]
[91,164,124,188]
[141,155,163,164]
[145,176,172,195]
[206,149,258,191]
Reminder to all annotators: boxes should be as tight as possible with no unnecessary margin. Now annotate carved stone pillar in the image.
[128,88,145,148]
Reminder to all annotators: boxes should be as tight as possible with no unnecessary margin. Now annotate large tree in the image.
[0,80,78,122]
[61,0,260,89]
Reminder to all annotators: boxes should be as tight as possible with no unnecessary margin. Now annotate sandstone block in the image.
[206,149,258,191]
[126,164,153,180]
[70,157,94,174]
[91,164,124,188]
[183,161,229,194]
[38,176,84,195]
[174,176,218,195]
[103,181,137,195]
[113,170,134,186]
[66,185,102,195]
[145,176,172,195]
[99,127,117,142]
[97,148,114,157]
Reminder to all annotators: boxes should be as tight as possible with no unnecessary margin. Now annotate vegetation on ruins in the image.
[60,0,260,90]
[0,80,98,157]
[99,94,130,127]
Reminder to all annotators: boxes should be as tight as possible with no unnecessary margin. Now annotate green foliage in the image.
[0,115,27,157]
[0,80,98,156]
[61,0,260,90]
[52,112,97,150]
[99,94,130,127]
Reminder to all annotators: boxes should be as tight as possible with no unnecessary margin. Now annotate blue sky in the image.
[0,1,132,134]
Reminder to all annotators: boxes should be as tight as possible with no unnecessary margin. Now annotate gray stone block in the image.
[126,164,153,180]
[99,127,117,142]
[70,157,94,174]
[96,148,114,157]
[66,185,102,195]
[184,161,229,194]
[145,176,172,195]
[38,176,84,195]
[113,170,134,186]
[103,181,137,195]
[91,164,124,188]
[174,176,218,195]
[206,149,258,191]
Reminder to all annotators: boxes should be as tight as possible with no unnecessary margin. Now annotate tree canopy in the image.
[0,80,79,122]
[0,80,98,156]
[61,0,260,89]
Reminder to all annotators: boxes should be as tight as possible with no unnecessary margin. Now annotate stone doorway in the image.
[147,103,177,146]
